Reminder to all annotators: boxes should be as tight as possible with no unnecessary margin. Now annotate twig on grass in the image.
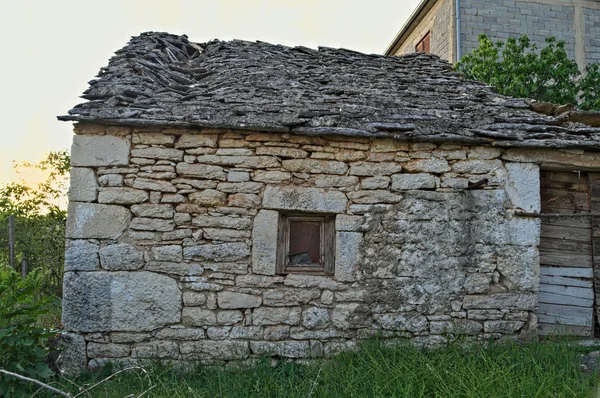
[72,366,149,398]
[0,369,72,397]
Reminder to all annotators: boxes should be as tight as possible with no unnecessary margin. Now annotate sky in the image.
[0,0,420,184]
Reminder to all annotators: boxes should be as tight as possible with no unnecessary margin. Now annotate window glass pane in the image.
[289,221,321,266]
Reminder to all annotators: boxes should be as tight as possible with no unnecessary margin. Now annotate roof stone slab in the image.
[59,32,600,149]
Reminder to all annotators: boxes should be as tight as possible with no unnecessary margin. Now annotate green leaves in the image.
[0,150,69,297]
[456,34,598,111]
[580,63,600,111]
[0,267,58,395]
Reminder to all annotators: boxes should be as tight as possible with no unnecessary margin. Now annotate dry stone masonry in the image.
[62,123,544,372]
[58,32,600,375]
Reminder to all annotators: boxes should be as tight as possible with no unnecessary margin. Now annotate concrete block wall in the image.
[585,7,600,64]
[460,0,576,59]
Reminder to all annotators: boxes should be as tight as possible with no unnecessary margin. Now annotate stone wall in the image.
[62,123,545,374]
[585,6,600,65]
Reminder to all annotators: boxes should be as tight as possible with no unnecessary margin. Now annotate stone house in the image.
[58,32,600,374]
[385,0,600,69]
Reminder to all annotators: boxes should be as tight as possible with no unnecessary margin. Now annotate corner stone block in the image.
[335,232,362,282]
[262,185,347,213]
[66,203,131,239]
[65,240,99,271]
[71,135,130,167]
[62,271,181,332]
[505,163,540,213]
[252,210,279,275]
[68,168,98,202]
[56,332,87,377]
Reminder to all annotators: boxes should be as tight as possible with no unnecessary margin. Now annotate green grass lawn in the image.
[18,340,600,397]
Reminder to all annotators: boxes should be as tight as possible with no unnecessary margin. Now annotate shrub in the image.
[456,34,600,111]
[0,266,58,396]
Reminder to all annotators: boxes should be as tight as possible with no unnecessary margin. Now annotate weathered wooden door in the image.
[536,171,595,337]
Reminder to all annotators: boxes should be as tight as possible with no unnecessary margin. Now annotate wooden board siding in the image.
[537,171,595,337]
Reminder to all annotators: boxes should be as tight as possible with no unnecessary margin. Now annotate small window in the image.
[416,31,431,54]
[277,213,335,275]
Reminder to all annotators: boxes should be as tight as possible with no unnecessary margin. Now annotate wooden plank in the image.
[538,291,594,307]
[541,217,591,229]
[539,250,592,268]
[541,190,590,211]
[537,303,593,327]
[541,180,589,193]
[540,224,591,242]
[538,238,591,253]
[539,284,594,299]
[541,171,586,183]
[537,312,592,327]
[540,275,593,288]
[538,323,592,337]
[540,266,594,278]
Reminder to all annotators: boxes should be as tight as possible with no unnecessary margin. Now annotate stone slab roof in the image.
[59,32,600,148]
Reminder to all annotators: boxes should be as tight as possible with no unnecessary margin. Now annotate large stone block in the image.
[131,147,183,161]
[62,271,181,332]
[69,168,98,202]
[218,291,262,309]
[71,135,130,167]
[180,340,249,360]
[282,159,348,175]
[403,159,450,173]
[335,215,365,232]
[373,313,428,332]
[463,294,537,310]
[263,289,321,306]
[497,246,539,292]
[251,210,279,276]
[349,162,402,176]
[98,188,149,205]
[65,240,100,271]
[347,190,402,204]
[184,242,250,262]
[176,163,226,180]
[302,307,331,329]
[391,173,437,190]
[335,232,362,282]
[99,243,144,271]
[175,133,218,148]
[250,341,310,358]
[66,203,131,239]
[56,333,87,377]
[505,163,541,213]
[253,307,302,325]
[263,185,347,213]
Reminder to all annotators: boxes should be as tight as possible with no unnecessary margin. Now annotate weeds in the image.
[12,339,599,397]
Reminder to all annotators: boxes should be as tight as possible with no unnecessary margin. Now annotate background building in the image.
[385,0,600,69]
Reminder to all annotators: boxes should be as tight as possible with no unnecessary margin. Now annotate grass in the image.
[16,339,600,397]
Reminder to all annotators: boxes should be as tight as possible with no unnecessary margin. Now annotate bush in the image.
[456,34,600,111]
[0,267,58,396]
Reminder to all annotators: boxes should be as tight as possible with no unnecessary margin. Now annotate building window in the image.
[277,213,335,275]
[416,31,431,54]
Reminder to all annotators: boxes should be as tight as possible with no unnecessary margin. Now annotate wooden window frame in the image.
[416,31,431,54]
[276,212,335,275]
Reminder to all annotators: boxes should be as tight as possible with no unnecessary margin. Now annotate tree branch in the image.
[0,369,72,397]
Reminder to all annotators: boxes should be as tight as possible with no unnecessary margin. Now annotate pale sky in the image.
[0,0,420,183]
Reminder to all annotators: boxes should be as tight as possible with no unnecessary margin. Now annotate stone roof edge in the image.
[60,116,600,150]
